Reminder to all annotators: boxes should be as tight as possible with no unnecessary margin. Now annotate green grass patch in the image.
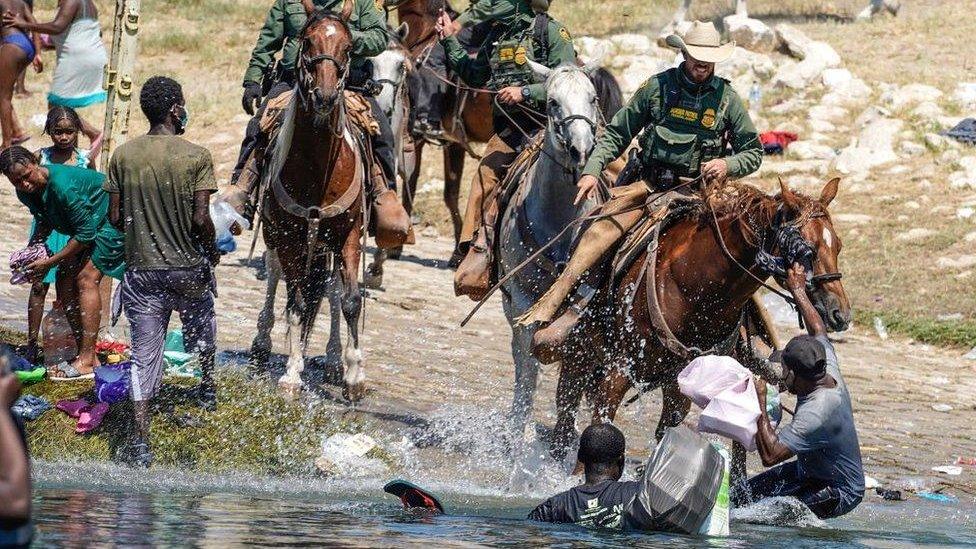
[20,370,370,476]
[856,309,976,349]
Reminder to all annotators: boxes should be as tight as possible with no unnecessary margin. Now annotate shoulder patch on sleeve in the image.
[558,26,571,42]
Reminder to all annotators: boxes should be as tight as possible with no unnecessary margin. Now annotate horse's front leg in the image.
[508,323,540,441]
[251,249,282,369]
[656,381,691,441]
[278,282,306,394]
[339,222,366,402]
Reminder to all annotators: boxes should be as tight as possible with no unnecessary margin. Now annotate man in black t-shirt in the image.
[528,423,639,529]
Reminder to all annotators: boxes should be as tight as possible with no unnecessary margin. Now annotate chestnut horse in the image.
[550,178,851,459]
[250,2,369,400]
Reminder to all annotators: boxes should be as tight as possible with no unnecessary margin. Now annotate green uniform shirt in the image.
[441,12,575,106]
[104,135,219,270]
[583,66,763,179]
[17,164,125,279]
[455,0,507,28]
[243,0,387,86]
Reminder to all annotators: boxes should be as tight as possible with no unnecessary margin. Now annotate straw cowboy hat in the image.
[665,20,735,64]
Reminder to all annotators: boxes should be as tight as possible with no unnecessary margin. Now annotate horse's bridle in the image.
[296,23,352,117]
[756,208,844,290]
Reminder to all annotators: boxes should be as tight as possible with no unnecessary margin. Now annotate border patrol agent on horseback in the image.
[229,0,410,245]
[520,21,764,363]
[436,0,576,300]
[411,0,501,138]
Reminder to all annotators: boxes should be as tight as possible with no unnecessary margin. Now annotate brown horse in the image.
[250,1,369,400]
[550,178,851,459]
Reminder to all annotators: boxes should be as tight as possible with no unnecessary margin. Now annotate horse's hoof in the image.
[388,246,403,260]
[278,379,303,398]
[343,382,367,403]
[363,265,383,290]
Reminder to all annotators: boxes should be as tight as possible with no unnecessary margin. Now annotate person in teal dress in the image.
[23,105,100,363]
[2,145,123,379]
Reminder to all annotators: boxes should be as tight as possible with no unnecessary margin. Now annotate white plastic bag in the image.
[698,377,762,450]
[210,199,249,242]
[678,355,750,409]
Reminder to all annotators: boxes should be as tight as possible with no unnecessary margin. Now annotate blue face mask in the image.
[174,104,189,134]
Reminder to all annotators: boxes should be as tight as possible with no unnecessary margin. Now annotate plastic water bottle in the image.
[700,443,731,536]
[748,81,762,110]
[873,317,889,340]
[42,301,77,367]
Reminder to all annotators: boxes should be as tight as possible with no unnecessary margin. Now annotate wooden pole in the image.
[100,0,141,172]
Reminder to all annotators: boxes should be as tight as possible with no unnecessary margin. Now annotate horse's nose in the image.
[568,144,583,165]
[312,88,325,108]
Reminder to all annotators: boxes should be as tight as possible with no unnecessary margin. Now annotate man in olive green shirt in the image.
[437,0,577,299]
[231,0,409,246]
[521,21,763,363]
[106,77,220,468]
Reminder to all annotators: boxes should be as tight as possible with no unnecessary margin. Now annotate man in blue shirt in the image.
[739,263,865,519]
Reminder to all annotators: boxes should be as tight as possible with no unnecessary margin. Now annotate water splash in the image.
[731,497,827,528]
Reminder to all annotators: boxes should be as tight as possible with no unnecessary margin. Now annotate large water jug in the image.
[42,300,77,367]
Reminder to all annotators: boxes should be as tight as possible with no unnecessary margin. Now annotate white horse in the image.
[366,28,414,290]
[497,63,602,439]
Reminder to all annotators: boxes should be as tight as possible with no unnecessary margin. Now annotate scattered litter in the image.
[931,465,963,476]
[958,207,975,220]
[964,346,976,360]
[164,330,185,353]
[163,351,200,378]
[916,491,957,503]
[955,456,976,466]
[864,475,880,490]
[873,317,889,340]
[11,395,51,421]
[875,487,903,501]
[315,433,387,477]
[931,403,954,412]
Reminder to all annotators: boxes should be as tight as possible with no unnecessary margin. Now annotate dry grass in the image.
[11,0,976,344]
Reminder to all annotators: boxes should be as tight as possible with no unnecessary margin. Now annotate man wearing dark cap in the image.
[739,263,864,519]
[528,423,639,528]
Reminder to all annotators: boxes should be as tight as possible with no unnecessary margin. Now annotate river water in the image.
[29,461,976,547]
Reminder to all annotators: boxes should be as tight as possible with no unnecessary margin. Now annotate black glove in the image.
[242,82,262,115]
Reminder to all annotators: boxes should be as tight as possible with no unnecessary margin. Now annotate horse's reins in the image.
[459,175,704,327]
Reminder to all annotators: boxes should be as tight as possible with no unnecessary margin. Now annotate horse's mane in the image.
[699,182,827,245]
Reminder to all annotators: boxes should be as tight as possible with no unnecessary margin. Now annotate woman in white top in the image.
[4,0,106,143]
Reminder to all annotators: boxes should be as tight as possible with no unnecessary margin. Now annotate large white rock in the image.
[883,83,944,110]
[618,57,671,96]
[609,33,653,56]
[717,46,775,80]
[896,228,937,242]
[809,104,848,123]
[724,14,779,53]
[809,119,837,133]
[899,141,926,156]
[771,44,840,90]
[789,141,837,160]
[820,69,872,106]
[656,20,693,48]
[833,118,903,175]
[924,132,960,151]
[854,105,890,128]
[952,82,976,109]
[573,36,613,64]
[911,101,944,122]
[949,156,976,190]
[821,68,852,90]
[774,24,812,59]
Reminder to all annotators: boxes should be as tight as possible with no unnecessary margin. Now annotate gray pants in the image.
[122,265,216,401]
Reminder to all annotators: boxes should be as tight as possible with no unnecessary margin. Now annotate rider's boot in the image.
[453,197,500,300]
[370,162,411,249]
[522,184,655,361]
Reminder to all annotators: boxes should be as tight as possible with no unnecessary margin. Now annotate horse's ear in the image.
[819,177,840,208]
[527,59,551,83]
[396,21,409,42]
[340,0,354,20]
[301,0,316,15]
[779,177,802,213]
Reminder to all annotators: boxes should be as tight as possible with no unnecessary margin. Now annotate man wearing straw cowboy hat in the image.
[519,20,763,363]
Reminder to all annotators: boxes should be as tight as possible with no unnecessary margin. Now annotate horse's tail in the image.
[590,67,624,121]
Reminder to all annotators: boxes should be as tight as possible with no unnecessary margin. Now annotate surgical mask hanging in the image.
[174,104,190,134]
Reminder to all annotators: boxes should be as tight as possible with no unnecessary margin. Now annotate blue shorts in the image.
[2,32,35,63]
